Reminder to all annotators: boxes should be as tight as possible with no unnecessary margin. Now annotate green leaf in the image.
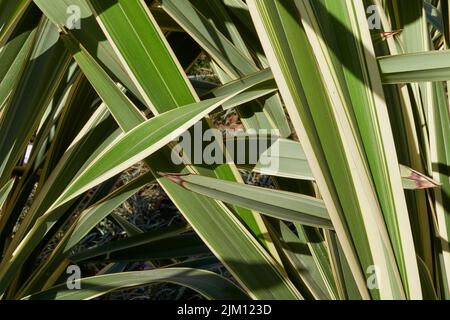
[160,0,291,137]
[109,212,143,237]
[252,137,313,180]
[378,50,450,83]
[33,0,144,103]
[417,256,438,300]
[23,268,249,300]
[247,0,419,299]
[162,173,332,229]
[55,15,302,299]
[2,19,301,300]
[0,178,14,210]
[399,164,440,190]
[71,233,208,263]
[16,171,156,297]
[53,96,242,210]
[268,220,337,299]
[0,18,71,188]
[0,0,31,46]
[88,0,197,112]
[248,137,440,191]
[0,19,37,110]
[70,223,189,263]
[61,8,276,257]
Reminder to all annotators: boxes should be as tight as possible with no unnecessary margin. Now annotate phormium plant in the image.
[0,0,449,300]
